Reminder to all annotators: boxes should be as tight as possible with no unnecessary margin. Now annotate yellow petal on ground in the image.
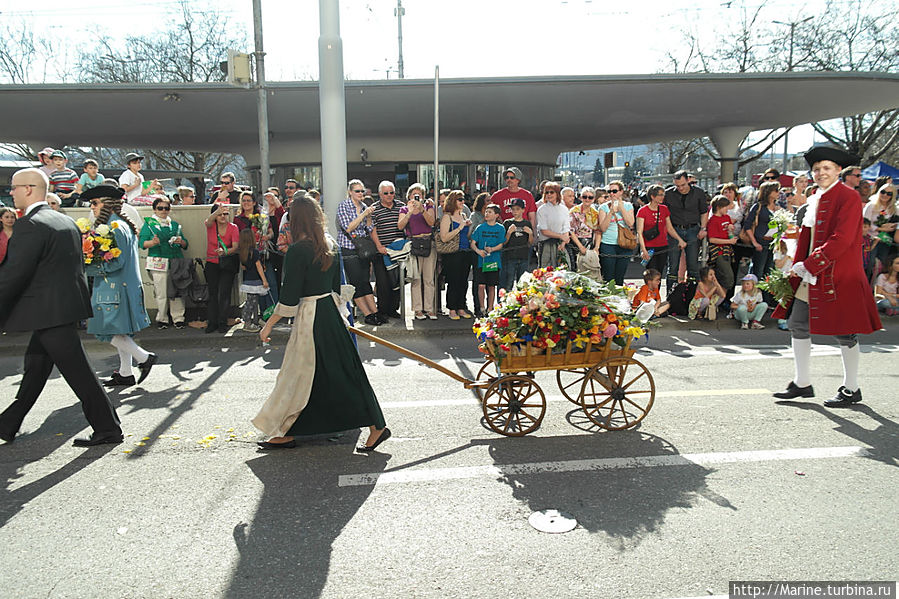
[171,436,180,440]
[134,442,146,447]
[226,428,234,432]
[55,433,63,436]
[213,425,221,429]
[141,437,150,441]
[123,450,132,454]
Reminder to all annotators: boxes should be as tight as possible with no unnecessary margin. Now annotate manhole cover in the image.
[528,509,577,533]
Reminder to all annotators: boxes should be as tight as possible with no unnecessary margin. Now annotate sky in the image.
[3,0,843,153]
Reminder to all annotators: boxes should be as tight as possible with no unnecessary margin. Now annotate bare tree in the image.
[77,0,249,192]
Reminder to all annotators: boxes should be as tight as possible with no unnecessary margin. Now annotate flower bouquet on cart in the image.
[472,267,649,364]
[75,218,121,265]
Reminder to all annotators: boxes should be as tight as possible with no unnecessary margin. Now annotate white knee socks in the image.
[792,337,812,387]
[840,344,860,392]
[110,335,150,377]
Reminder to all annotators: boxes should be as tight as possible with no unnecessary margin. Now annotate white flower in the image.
[95,224,110,237]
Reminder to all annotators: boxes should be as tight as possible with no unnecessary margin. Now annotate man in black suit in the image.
[0,168,123,446]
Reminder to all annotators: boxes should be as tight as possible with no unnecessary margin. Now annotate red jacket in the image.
[772,182,881,335]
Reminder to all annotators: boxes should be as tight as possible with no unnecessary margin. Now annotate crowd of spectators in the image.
[4,150,897,332]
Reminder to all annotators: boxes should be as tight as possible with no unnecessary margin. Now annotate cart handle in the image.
[348,325,480,387]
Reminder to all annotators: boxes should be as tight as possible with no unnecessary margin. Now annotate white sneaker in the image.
[751,320,765,330]
[740,322,749,330]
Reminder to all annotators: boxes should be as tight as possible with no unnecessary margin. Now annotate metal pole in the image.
[252,0,270,193]
[395,0,405,79]
[433,65,439,203]
[319,0,348,236]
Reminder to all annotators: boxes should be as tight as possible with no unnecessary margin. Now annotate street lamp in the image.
[773,16,813,173]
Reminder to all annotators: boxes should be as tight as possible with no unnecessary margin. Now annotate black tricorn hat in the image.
[80,182,126,202]
[803,145,860,169]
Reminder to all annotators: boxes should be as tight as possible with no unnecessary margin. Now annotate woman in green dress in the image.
[252,196,390,452]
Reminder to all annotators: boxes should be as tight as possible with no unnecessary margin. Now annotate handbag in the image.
[146,256,169,271]
[435,231,460,254]
[410,234,433,257]
[351,234,378,261]
[616,222,638,250]
[643,208,661,241]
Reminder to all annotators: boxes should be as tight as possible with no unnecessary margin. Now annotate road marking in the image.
[338,445,868,487]
[378,388,771,409]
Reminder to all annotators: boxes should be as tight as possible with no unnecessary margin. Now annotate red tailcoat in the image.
[772,182,881,335]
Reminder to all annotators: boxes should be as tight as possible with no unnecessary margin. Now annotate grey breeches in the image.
[788,299,857,348]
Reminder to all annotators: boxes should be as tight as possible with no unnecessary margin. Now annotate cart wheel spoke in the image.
[483,375,546,437]
[580,358,656,431]
[621,369,647,391]
[621,397,648,415]
[556,368,590,404]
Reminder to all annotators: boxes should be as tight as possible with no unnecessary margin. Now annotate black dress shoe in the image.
[257,439,296,450]
[73,432,124,447]
[103,372,136,387]
[773,381,815,399]
[137,353,158,384]
[0,430,14,444]
[823,386,863,408]
[384,310,402,319]
[363,314,381,326]
[356,427,391,453]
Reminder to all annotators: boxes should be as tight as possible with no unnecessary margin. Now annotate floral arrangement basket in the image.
[75,218,122,265]
[473,268,651,372]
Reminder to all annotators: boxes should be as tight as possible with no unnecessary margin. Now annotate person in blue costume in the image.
[253,196,390,452]
[81,184,158,388]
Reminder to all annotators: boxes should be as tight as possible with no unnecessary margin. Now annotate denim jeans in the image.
[667,224,700,289]
[599,242,631,285]
[502,257,530,291]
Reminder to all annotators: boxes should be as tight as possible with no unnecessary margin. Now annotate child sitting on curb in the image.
[688,266,726,321]
[632,268,670,318]
[731,273,768,330]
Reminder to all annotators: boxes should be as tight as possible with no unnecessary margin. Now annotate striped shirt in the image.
[49,168,78,192]
[336,198,374,250]
[371,199,406,245]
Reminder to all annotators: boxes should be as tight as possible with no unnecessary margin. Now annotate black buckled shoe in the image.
[823,386,863,408]
[73,432,124,447]
[773,381,815,399]
[136,353,158,384]
[103,372,136,387]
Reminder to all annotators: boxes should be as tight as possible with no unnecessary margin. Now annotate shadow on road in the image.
[775,400,899,467]
[226,446,388,599]
[479,430,735,550]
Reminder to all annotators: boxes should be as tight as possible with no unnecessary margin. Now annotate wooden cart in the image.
[349,326,656,438]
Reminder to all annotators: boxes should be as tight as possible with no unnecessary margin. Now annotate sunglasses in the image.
[581,195,594,199]
[763,176,778,180]
[608,189,621,193]
[504,175,517,180]
[156,206,171,211]
[285,186,296,190]
[220,180,232,185]
[881,191,894,198]
[351,189,364,193]
[382,191,395,195]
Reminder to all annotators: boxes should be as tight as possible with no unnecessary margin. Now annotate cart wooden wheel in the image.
[483,375,546,437]
[579,356,655,431]
[473,359,498,401]
[556,368,591,405]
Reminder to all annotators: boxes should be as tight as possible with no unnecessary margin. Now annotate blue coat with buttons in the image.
[85,215,151,341]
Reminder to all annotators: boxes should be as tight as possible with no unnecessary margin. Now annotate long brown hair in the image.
[289,196,334,271]
[238,227,255,265]
[444,190,465,215]
[94,197,138,235]
[758,182,780,207]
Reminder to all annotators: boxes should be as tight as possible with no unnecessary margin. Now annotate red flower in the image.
[551,334,561,344]
[554,317,562,325]
[580,306,589,317]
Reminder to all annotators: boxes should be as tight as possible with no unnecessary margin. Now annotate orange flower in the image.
[82,237,94,254]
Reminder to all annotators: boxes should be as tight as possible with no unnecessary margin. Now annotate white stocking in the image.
[110,335,150,365]
[117,349,134,377]
[840,344,860,392]
[792,337,812,388]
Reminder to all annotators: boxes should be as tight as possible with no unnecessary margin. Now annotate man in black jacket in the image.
[0,168,123,446]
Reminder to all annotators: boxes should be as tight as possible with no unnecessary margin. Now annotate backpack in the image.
[667,279,698,316]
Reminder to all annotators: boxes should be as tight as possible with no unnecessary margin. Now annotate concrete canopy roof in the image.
[1,72,898,166]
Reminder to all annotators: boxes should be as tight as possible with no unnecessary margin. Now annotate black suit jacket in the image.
[0,205,92,332]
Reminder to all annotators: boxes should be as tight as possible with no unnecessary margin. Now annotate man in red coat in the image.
[773,146,882,407]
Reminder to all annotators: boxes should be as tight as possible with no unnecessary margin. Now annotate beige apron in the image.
[251,292,334,437]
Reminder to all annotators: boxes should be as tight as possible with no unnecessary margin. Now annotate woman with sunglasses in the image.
[82,184,157,387]
[596,181,635,285]
[204,203,241,333]
[568,186,599,267]
[863,182,898,275]
[336,179,384,325]
[139,197,188,329]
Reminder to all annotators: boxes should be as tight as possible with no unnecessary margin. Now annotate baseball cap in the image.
[38,147,56,156]
[509,198,526,209]
[50,150,67,160]
[741,274,758,283]
[124,152,145,164]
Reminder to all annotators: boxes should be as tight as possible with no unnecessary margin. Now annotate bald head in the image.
[10,168,48,211]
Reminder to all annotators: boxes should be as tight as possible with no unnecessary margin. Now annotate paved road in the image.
[1,326,897,599]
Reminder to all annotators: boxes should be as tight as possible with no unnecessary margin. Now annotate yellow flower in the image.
[575,287,583,295]
[109,248,122,258]
[110,221,120,229]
